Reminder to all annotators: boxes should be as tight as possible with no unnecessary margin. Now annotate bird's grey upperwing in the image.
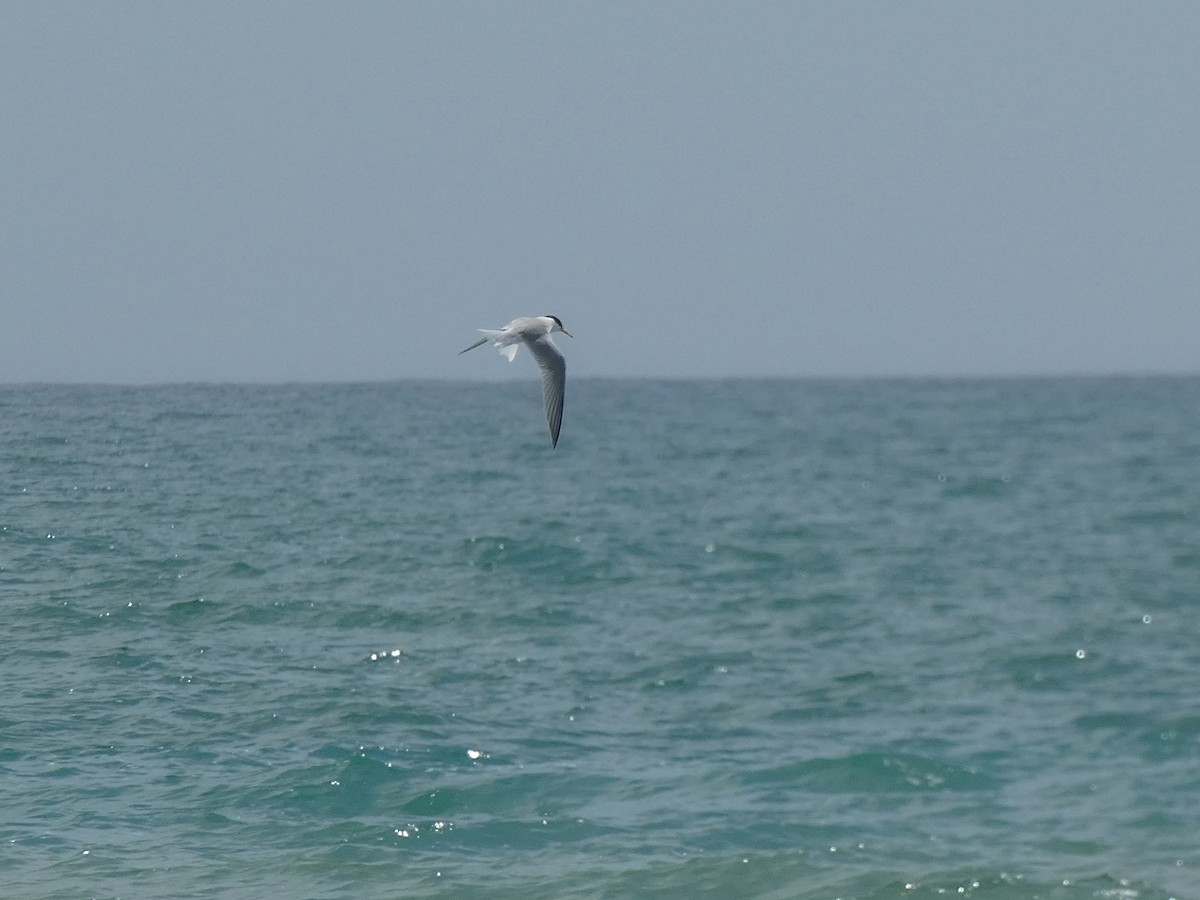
[525,333,565,448]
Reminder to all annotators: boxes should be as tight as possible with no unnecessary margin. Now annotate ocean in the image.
[1,377,1197,899]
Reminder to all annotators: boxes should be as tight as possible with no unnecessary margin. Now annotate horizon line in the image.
[2,369,1198,389]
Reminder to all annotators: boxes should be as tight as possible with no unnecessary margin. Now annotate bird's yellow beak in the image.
[561,328,573,338]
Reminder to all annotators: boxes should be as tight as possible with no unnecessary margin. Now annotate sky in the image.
[3,1,1198,383]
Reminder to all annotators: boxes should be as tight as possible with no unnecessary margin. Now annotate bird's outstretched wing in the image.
[525,334,566,447]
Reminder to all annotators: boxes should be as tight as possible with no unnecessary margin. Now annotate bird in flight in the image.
[459,315,573,448]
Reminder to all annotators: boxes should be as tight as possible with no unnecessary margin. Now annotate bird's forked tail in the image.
[459,329,520,361]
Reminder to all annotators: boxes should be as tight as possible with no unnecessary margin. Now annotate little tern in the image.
[459,315,573,447]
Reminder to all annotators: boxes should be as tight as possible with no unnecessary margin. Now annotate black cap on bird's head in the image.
[545,315,573,337]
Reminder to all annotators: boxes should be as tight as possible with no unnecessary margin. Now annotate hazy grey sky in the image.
[4,2,1198,383]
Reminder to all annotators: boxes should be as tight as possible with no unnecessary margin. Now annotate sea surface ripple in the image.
[1,378,1197,899]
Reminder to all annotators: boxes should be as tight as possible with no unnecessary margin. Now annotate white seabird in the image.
[459,315,573,448]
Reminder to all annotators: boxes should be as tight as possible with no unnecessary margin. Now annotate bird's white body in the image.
[470,316,557,362]
[459,315,572,447]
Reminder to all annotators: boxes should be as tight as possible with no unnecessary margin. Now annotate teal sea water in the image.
[2,377,1198,899]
